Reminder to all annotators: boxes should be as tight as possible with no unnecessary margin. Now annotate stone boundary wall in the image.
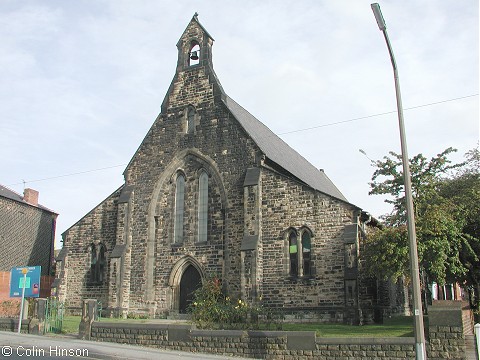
[91,322,416,359]
[0,318,467,359]
[429,325,466,359]
[90,321,469,360]
[428,301,469,360]
[0,318,31,333]
[0,299,470,360]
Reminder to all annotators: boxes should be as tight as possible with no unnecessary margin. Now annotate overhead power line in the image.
[277,93,478,135]
[7,164,127,187]
[8,93,478,187]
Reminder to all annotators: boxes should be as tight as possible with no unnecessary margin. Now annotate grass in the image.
[60,315,414,337]
[61,315,152,334]
[62,315,82,334]
[281,317,414,337]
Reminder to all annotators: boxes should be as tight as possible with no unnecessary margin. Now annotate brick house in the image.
[56,15,380,322]
[0,185,58,276]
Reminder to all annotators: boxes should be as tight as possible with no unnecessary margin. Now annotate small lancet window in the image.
[189,43,200,66]
[302,231,312,276]
[89,243,97,282]
[288,231,298,277]
[89,243,106,284]
[187,106,195,134]
[197,171,208,242]
[97,244,106,282]
[174,173,186,243]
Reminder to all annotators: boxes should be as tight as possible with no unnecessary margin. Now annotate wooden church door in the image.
[179,265,202,313]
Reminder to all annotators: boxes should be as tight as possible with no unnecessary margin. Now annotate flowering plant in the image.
[188,275,264,329]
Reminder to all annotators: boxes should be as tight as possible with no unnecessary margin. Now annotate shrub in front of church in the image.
[188,276,261,329]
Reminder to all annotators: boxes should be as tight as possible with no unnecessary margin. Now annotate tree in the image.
[362,147,480,310]
[437,148,480,308]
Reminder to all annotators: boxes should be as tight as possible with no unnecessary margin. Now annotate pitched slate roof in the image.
[0,184,57,214]
[222,96,349,203]
[0,185,23,203]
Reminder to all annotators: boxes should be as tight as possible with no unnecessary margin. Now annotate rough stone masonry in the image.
[56,14,383,323]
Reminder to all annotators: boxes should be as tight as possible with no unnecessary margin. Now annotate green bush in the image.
[126,312,149,319]
[188,276,281,330]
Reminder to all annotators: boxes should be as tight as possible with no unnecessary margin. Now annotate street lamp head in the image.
[371,3,387,31]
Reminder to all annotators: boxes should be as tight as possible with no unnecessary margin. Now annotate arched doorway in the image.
[179,265,202,313]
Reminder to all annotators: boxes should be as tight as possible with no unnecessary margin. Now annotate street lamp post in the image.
[370,3,426,360]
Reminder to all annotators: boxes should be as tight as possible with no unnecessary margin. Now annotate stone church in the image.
[56,15,381,322]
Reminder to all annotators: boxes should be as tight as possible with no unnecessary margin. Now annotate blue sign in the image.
[10,266,41,298]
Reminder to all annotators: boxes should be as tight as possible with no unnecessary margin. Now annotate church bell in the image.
[190,51,199,60]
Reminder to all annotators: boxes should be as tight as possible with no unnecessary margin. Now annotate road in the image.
[0,331,249,360]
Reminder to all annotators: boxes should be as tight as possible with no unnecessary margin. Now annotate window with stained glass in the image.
[289,231,298,277]
[174,174,185,243]
[302,231,312,276]
[198,171,208,242]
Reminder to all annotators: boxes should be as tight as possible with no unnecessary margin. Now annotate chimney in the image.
[23,188,39,206]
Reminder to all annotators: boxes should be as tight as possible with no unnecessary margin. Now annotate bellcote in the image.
[160,14,225,113]
[176,13,214,72]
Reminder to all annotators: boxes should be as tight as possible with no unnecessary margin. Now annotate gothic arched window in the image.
[89,243,107,284]
[301,231,312,276]
[197,171,208,242]
[89,243,97,283]
[174,173,186,243]
[288,231,298,277]
[285,227,314,278]
[98,244,106,283]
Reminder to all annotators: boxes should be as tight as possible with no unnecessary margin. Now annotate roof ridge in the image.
[0,184,58,214]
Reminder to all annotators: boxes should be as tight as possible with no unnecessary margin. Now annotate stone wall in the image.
[0,318,31,333]
[59,187,122,310]
[82,300,471,359]
[427,301,468,360]
[428,325,466,360]
[1,299,471,360]
[90,322,416,360]
[260,168,356,322]
[88,319,471,359]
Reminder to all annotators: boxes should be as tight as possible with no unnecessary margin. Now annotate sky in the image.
[1,0,478,249]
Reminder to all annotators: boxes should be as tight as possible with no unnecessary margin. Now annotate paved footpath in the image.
[465,335,479,360]
[0,331,249,360]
